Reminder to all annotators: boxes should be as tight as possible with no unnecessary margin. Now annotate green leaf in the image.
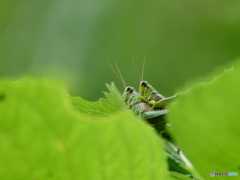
[0,77,170,180]
[168,62,240,179]
[71,83,127,117]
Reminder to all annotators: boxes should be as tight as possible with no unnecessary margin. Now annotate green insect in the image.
[106,60,167,111]
[107,60,171,134]
[129,55,177,110]
[106,59,196,179]
[123,85,169,135]
[122,85,168,119]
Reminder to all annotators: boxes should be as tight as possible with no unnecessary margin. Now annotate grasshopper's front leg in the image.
[139,81,178,109]
[147,95,177,109]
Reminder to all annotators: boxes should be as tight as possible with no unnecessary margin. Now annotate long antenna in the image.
[106,60,126,88]
[141,55,146,81]
[131,54,141,81]
[115,63,127,88]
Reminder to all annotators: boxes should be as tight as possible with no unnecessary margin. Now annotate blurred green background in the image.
[0,0,240,101]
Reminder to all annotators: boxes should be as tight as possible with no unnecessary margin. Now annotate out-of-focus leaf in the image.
[168,61,240,179]
[0,77,169,180]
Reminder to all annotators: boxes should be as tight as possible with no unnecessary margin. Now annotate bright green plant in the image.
[0,78,169,180]
[168,62,240,179]
[0,60,240,180]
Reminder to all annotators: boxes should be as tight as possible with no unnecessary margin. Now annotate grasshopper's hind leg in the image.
[140,109,168,120]
[140,110,168,133]
[141,110,175,142]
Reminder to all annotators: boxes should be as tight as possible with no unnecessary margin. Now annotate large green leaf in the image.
[168,62,240,179]
[0,77,169,179]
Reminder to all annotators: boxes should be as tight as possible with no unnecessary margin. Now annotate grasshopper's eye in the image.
[140,81,148,87]
[125,86,133,93]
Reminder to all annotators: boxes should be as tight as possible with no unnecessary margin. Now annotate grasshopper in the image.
[129,61,193,175]
[107,59,196,179]
[106,62,170,134]
[122,85,169,134]
[122,86,168,119]
[129,55,177,110]
[106,60,168,116]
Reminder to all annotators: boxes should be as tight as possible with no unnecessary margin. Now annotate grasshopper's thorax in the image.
[139,81,165,101]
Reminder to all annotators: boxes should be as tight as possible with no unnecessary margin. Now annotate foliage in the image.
[0,78,169,180]
[0,60,240,179]
[168,61,240,179]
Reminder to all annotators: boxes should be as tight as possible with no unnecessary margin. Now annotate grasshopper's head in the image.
[122,86,135,102]
[139,81,164,101]
[122,86,141,105]
[122,86,142,109]
[139,81,149,96]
